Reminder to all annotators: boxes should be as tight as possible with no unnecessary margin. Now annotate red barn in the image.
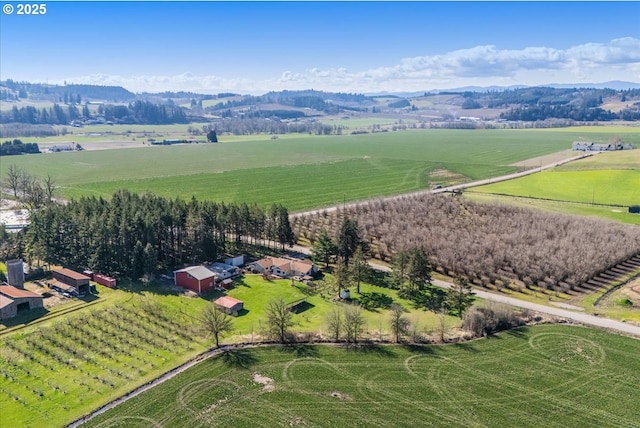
[173,266,217,294]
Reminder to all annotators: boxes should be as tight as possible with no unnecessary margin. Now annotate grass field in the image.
[469,149,640,224]
[471,169,640,206]
[83,324,640,428]
[6,128,634,211]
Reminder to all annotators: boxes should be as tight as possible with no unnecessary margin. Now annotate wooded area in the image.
[7,190,294,278]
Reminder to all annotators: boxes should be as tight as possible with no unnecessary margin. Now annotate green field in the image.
[472,169,640,206]
[83,324,640,428]
[470,149,640,224]
[5,128,635,211]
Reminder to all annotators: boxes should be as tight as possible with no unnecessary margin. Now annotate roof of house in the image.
[252,257,314,274]
[209,262,237,273]
[0,285,42,299]
[214,296,243,308]
[53,268,91,281]
[175,266,216,281]
[0,294,14,309]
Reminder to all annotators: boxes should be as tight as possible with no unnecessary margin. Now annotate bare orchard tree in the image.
[389,303,410,343]
[265,297,293,343]
[200,303,234,348]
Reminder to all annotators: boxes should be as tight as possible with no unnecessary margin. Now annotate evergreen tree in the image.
[311,231,337,268]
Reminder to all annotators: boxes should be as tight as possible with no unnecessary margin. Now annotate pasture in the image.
[4,128,631,211]
[83,324,640,428]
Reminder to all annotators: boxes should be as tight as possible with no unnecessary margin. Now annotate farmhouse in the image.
[51,268,91,295]
[250,256,317,278]
[214,296,244,316]
[0,284,44,319]
[572,141,635,151]
[174,266,217,294]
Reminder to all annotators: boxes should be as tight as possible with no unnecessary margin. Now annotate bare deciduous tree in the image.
[265,297,293,343]
[325,306,343,341]
[344,304,365,345]
[389,303,410,343]
[200,303,234,348]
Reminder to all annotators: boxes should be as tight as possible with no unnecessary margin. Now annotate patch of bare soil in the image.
[509,150,576,168]
[23,282,67,309]
[253,373,275,392]
[330,391,352,400]
[288,416,308,426]
[428,169,468,185]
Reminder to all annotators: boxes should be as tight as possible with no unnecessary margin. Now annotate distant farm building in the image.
[174,266,218,294]
[250,257,317,278]
[51,268,91,295]
[572,141,635,151]
[214,296,244,316]
[0,284,44,319]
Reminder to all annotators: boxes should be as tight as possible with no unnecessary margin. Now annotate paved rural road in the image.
[290,152,597,217]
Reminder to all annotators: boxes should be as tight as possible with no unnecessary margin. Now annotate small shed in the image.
[214,296,244,316]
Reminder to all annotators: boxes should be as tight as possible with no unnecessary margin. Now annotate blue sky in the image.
[1,1,639,93]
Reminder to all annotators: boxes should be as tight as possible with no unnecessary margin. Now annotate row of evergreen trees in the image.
[5,101,188,125]
[24,190,294,279]
[0,139,40,156]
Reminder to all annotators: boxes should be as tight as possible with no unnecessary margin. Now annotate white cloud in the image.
[62,38,640,93]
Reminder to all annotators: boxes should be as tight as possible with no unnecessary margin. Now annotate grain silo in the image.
[6,259,25,289]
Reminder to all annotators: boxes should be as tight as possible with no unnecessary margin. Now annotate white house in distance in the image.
[250,256,317,279]
[572,141,635,151]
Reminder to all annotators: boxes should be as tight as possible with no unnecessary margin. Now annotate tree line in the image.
[0,139,40,156]
[201,119,340,136]
[3,101,188,125]
[9,189,294,279]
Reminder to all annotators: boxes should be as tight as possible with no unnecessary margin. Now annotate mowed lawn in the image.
[1,129,604,211]
[84,324,640,428]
